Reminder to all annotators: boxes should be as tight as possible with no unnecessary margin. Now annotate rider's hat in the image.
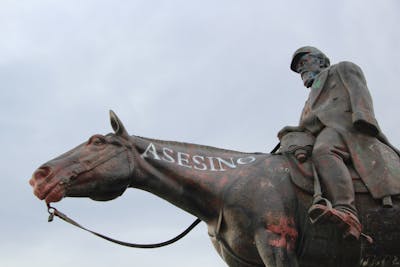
[290,46,330,73]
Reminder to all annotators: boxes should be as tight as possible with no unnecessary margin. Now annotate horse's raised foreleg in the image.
[254,227,299,267]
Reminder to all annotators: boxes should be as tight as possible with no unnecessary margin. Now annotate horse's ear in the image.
[109,110,130,138]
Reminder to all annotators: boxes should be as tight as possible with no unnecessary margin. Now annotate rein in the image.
[45,135,201,249]
[47,204,201,248]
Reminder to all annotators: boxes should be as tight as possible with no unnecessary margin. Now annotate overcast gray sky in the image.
[1,1,400,266]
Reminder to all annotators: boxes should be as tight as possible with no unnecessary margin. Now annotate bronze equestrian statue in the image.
[29,48,400,267]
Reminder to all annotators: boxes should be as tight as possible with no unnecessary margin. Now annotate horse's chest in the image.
[208,208,264,266]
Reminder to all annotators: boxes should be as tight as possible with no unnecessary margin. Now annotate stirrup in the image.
[308,197,333,224]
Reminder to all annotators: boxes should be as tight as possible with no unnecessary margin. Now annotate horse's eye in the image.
[89,135,106,146]
[93,139,104,145]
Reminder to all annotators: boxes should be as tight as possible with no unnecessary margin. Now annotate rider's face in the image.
[296,53,324,88]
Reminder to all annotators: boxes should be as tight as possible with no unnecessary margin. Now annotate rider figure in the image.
[281,46,400,240]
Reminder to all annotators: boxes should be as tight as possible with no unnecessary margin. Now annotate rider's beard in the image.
[301,71,317,88]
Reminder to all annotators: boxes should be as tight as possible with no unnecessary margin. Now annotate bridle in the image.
[46,134,201,249]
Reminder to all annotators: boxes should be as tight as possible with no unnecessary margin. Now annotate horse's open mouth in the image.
[30,168,66,203]
[31,180,65,203]
[42,183,65,203]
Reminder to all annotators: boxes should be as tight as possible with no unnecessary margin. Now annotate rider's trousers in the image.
[312,127,358,216]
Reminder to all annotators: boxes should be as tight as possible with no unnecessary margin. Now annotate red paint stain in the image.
[266,216,298,251]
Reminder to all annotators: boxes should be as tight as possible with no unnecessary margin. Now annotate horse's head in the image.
[29,111,134,204]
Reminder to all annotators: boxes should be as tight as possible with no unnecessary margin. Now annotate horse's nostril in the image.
[34,166,52,180]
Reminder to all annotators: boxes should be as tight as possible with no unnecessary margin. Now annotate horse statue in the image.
[29,111,400,267]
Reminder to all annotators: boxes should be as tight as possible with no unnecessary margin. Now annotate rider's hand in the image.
[277,125,305,140]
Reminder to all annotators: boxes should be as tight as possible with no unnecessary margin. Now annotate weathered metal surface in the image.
[360,205,400,266]
[29,111,400,267]
[29,47,400,266]
[281,46,400,242]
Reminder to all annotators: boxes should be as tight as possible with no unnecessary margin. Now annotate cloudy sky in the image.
[1,1,400,266]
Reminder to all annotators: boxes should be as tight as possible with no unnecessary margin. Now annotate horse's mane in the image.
[133,135,267,156]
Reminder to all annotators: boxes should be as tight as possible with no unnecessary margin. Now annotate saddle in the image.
[277,131,369,196]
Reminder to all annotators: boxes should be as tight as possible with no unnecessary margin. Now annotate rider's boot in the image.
[310,153,362,240]
[309,204,362,240]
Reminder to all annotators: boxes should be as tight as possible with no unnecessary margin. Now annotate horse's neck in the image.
[128,135,261,222]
